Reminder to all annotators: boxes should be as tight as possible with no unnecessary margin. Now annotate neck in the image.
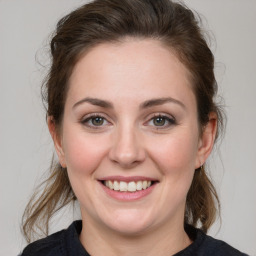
[79,215,192,256]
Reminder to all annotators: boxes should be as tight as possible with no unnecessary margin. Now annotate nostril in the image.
[108,134,146,166]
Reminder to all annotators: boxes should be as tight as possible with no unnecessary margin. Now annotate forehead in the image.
[67,38,195,108]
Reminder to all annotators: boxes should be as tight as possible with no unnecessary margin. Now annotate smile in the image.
[99,176,158,201]
[103,180,152,192]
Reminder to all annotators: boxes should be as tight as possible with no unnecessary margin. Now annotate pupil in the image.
[154,117,165,126]
[92,117,103,126]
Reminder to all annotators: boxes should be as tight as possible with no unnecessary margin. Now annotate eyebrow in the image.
[140,97,186,110]
[73,97,185,110]
[73,97,114,109]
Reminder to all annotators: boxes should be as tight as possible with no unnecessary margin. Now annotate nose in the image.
[109,124,146,168]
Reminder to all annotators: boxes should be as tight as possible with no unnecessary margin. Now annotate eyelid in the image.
[144,113,176,129]
[80,113,112,128]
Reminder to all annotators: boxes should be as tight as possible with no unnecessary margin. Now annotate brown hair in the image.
[22,0,224,243]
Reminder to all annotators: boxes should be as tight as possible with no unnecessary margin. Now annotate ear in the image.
[47,116,66,168]
[195,112,217,168]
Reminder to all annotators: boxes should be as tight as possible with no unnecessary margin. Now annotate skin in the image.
[48,38,217,256]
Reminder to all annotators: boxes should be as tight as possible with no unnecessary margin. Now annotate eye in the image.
[147,114,176,128]
[91,116,104,126]
[81,114,110,128]
[153,116,166,126]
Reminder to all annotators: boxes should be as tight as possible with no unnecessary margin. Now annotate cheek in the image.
[146,130,199,203]
[62,127,109,177]
[148,131,199,173]
[149,131,199,206]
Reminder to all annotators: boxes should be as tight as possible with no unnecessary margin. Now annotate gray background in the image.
[0,0,255,255]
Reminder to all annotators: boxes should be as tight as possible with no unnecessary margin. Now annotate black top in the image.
[21,220,248,256]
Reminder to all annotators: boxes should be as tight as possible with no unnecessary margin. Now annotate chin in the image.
[97,208,157,236]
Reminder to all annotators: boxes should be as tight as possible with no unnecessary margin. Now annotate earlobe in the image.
[196,112,217,168]
[47,116,66,168]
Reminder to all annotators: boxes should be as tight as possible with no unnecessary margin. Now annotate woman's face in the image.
[51,39,215,235]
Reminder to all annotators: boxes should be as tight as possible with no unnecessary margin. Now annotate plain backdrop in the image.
[0,0,255,255]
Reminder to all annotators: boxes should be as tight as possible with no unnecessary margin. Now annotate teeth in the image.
[136,181,143,191]
[104,180,153,192]
[127,181,136,192]
[109,180,114,190]
[142,181,147,189]
[113,181,119,191]
[120,181,127,191]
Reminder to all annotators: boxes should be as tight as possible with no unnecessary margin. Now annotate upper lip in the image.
[98,176,158,182]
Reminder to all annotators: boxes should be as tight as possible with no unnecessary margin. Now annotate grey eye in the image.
[153,116,166,126]
[91,117,104,126]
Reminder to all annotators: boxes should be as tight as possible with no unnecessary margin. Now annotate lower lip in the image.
[100,182,157,201]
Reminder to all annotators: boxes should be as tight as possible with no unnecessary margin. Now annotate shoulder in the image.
[21,229,65,256]
[21,221,84,256]
[180,225,249,256]
[200,234,249,256]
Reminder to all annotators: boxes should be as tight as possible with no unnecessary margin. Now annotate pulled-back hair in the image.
[22,0,224,243]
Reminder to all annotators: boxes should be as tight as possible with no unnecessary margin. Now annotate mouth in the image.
[99,177,158,193]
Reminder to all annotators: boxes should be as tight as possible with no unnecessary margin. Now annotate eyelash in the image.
[80,113,176,129]
[80,113,110,129]
[146,114,176,129]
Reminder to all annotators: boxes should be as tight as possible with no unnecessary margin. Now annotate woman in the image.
[21,0,248,255]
